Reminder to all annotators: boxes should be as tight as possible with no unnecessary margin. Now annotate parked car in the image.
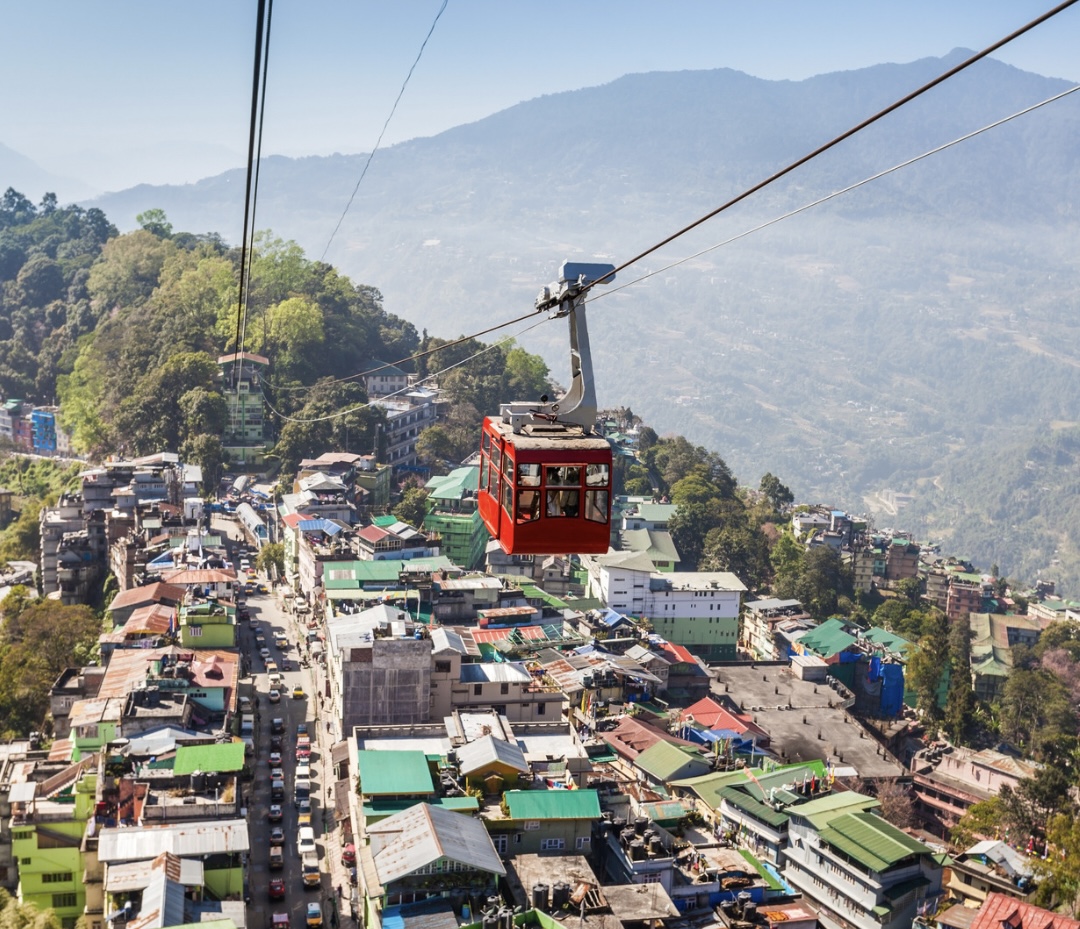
[282,659,292,671]
[268,804,283,822]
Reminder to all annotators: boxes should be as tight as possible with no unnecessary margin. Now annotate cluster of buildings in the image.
[10,376,1080,929]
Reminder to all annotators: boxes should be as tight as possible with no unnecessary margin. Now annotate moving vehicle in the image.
[292,686,305,699]
[270,735,283,752]
[342,843,356,865]
[271,718,285,734]
[270,767,284,782]
[270,825,285,845]
[259,648,271,660]
[302,851,320,888]
[271,779,284,801]
[269,751,282,766]
[268,804,283,822]
[268,689,281,703]
[269,845,284,870]
[478,262,616,556]
[266,660,279,675]
[273,912,289,929]
[297,826,316,855]
[306,902,323,928]
[269,878,286,900]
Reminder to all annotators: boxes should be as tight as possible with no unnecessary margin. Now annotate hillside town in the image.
[0,349,1077,929]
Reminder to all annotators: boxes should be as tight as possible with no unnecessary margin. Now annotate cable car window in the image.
[517,463,541,487]
[501,476,513,516]
[585,463,609,486]
[481,431,490,454]
[547,489,580,518]
[546,465,581,487]
[488,461,499,495]
[479,457,488,493]
[490,445,501,470]
[585,490,609,523]
[517,490,540,523]
[502,453,514,482]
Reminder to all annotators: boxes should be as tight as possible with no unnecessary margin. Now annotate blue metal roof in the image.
[599,608,632,627]
[298,519,343,536]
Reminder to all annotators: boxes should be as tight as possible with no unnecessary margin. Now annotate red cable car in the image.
[478,262,617,556]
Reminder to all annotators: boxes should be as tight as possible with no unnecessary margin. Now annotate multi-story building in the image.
[372,389,438,469]
[583,552,746,660]
[969,612,1042,701]
[9,756,98,928]
[782,794,943,929]
[363,360,410,398]
[217,351,270,466]
[911,744,1038,838]
[741,598,814,661]
[424,466,489,570]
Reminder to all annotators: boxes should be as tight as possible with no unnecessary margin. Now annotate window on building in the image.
[13,831,31,841]
[540,838,565,851]
[52,894,77,909]
[473,683,483,696]
[523,820,540,831]
[500,683,509,695]
[537,701,546,716]
[434,661,451,673]
[188,626,203,637]
[492,834,508,854]
[576,836,591,850]
[638,873,663,884]
[20,858,31,866]
[42,873,73,884]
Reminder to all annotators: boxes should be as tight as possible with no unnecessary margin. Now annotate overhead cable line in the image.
[574,0,1080,303]
[262,316,549,425]
[268,306,539,394]
[592,83,1080,303]
[320,0,450,261]
[230,0,273,381]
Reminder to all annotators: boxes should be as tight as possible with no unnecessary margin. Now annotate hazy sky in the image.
[3,0,1079,193]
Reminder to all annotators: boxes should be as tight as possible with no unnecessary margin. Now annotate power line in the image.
[593,83,1080,303]
[577,0,1080,301]
[268,306,539,394]
[263,316,549,425]
[320,0,450,262]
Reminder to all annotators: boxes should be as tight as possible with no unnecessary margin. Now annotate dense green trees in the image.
[0,589,102,738]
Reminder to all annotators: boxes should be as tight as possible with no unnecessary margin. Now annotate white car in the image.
[296,763,312,781]
[297,826,316,855]
[259,647,271,660]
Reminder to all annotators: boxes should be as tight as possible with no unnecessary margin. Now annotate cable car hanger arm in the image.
[500,261,616,433]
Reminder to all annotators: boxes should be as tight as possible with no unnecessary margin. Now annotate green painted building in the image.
[218,351,271,466]
[11,763,97,928]
[179,601,237,649]
[424,466,490,570]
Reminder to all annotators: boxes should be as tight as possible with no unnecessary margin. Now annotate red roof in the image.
[681,697,770,742]
[108,582,186,613]
[358,525,391,543]
[600,715,699,761]
[162,568,238,585]
[972,893,1080,929]
[657,642,697,665]
[282,513,306,529]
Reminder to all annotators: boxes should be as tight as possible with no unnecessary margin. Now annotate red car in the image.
[269,878,286,900]
[342,844,356,866]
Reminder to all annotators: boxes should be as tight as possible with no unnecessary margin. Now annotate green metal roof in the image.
[505,789,601,820]
[425,466,479,501]
[862,626,911,653]
[719,785,791,828]
[357,750,434,797]
[796,617,857,658]
[518,584,570,610]
[789,790,879,829]
[634,741,710,783]
[371,515,399,527]
[669,769,751,809]
[362,796,479,819]
[323,557,456,589]
[173,741,246,775]
[819,812,932,872]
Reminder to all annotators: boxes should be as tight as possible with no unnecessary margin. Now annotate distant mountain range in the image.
[16,50,1080,588]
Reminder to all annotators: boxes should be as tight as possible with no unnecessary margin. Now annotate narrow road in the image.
[239,561,346,929]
